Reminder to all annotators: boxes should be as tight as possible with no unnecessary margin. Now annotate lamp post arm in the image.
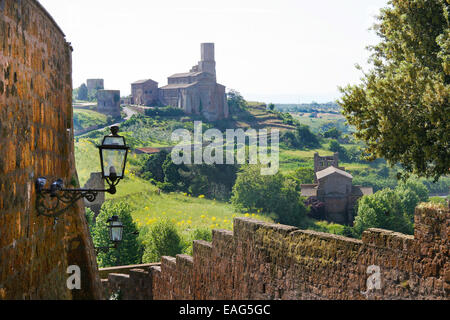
[35,185,117,219]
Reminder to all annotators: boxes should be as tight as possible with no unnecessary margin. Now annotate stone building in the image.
[131,43,229,121]
[301,153,373,225]
[131,79,159,106]
[313,152,345,182]
[86,79,104,96]
[97,89,121,118]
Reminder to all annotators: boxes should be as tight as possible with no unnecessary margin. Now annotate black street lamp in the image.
[98,126,129,195]
[95,215,124,253]
[35,126,129,221]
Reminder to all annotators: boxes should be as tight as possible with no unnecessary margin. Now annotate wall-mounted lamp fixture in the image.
[95,215,124,253]
[36,126,130,220]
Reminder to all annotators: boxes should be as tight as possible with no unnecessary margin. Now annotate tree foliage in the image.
[231,165,309,228]
[142,219,184,263]
[323,127,341,140]
[281,125,320,149]
[77,83,88,101]
[92,201,143,268]
[352,179,429,237]
[227,89,247,113]
[339,0,449,181]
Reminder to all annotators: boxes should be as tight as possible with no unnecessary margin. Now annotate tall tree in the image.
[92,201,143,268]
[77,83,88,101]
[339,0,449,181]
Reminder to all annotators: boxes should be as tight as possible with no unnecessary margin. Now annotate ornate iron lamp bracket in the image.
[35,178,117,220]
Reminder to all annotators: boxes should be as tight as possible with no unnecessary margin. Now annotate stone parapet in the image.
[100,204,449,300]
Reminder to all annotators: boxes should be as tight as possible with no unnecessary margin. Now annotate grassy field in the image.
[75,138,273,235]
[74,103,373,234]
[290,112,353,134]
[73,108,110,132]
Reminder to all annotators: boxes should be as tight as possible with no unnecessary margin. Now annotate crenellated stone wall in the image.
[0,0,102,299]
[101,204,449,300]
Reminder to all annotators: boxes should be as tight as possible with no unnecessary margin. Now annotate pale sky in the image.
[39,0,388,103]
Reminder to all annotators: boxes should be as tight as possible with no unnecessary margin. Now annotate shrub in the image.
[183,228,213,256]
[142,219,184,263]
[92,201,143,268]
[144,106,185,117]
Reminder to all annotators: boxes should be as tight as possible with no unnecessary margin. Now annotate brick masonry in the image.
[101,204,449,300]
[0,0,102,299]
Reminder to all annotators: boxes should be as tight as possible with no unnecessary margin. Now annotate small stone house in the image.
[301,163,373,225]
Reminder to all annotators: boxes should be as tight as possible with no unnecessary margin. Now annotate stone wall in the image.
[97,89,121,118]
[0,0,103,299]
[101,204,449,300]
[83,172,105,217]
[86,79,104,97]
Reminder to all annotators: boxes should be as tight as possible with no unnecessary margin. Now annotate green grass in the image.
[75,139,102,186]
[312,221,346,235]
[279,146,333,173]
[73,109,110,132]
[75,139,273,235]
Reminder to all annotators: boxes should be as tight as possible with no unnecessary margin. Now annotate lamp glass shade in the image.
[109,219,124,243]
[98,127,129,182]
[103,136,126,147]
[101,149,127,179]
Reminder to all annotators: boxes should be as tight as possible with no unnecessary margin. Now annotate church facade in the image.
[131,43,229,121]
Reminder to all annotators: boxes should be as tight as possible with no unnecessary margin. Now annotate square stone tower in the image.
[198,43,216,77]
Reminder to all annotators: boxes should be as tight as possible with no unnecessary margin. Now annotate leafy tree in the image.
[184,163,238,200]
[352,179,428,237]
[231,165,308,228]
[323,127,341,139]
[139,150,169,182]
[77,83,88,101]
[85,207,95,231]
[142,219,184,263]
[144,106,185,117]
[329,140,349,162]
[339,0,450,181]
[268,103,275,111]
[92,201,143,268]
[280,130,299,148]
[290,167,315,187]
[397,179,429,203]
[281,125,320,149]
[353,188,414,237]
[296,125,320,148]
[227,89,247,113]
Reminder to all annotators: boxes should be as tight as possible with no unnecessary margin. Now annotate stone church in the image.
[131,43,229,121]
[301,153,373,225]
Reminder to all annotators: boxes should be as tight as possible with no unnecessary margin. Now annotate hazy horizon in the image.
[39,0,388,104]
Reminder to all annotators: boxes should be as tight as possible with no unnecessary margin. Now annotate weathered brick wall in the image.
[0,0,102,299]
[101,204,449,300]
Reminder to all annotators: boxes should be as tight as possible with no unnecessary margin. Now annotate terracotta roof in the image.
[135,147,166,154]
[168,72,202,78]
[160,82,198,90]
[316,166,353,180]
[132,79,158,85]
